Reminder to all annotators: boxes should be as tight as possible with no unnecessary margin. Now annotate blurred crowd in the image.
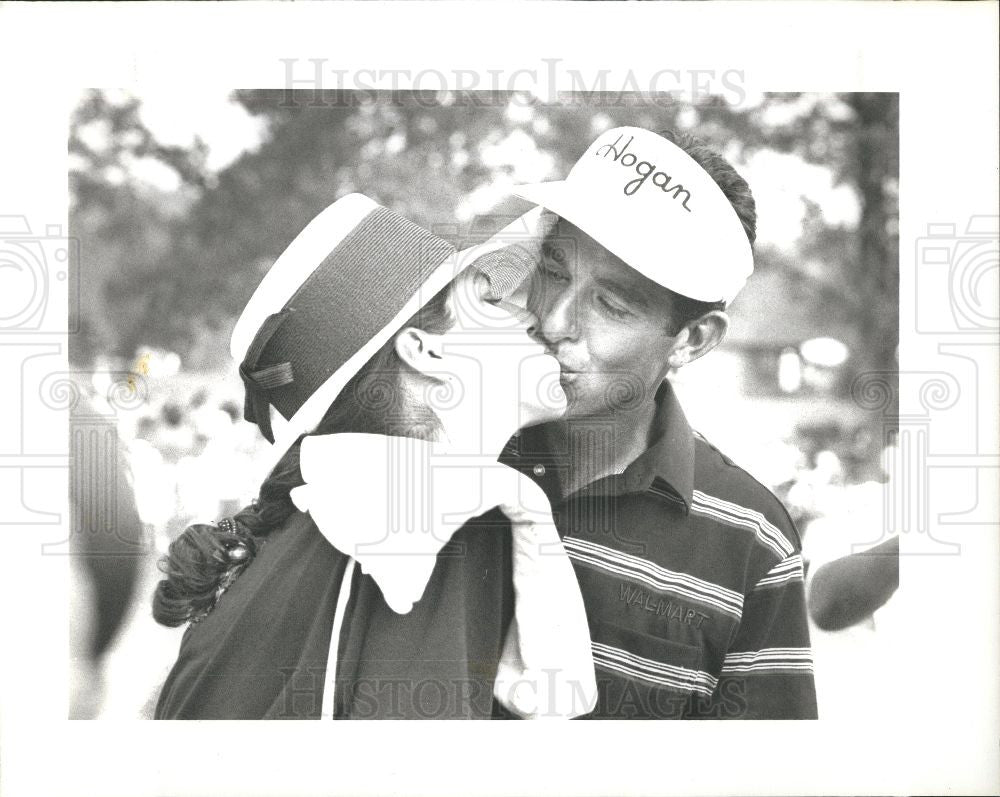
[774,424,901,720]
[70,371,271,719]
[124,384,268,551]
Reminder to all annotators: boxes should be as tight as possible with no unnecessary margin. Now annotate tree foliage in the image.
[69,90,898,384]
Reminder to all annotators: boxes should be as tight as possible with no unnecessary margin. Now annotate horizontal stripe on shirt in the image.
[592,641,718,696]
[753,554,805,592]
[563,536,744,619]
[691,489,796,560]
[721,647,814,675]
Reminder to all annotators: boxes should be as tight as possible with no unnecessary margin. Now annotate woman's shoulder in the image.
[180,510,333,626]
[240,508,337,568]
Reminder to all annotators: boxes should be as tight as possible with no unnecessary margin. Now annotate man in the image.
[496,126,818,719]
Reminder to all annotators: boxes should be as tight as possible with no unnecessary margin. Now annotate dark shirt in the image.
[155,509,514,720]
[499,380,818,719]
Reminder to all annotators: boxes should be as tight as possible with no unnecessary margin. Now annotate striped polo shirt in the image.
[499,379,818,719]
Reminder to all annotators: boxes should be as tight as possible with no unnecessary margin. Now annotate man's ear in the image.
[394,327,444,374]
[667,311,729,369]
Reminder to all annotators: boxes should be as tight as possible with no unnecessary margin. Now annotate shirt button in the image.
[533,464,546,477]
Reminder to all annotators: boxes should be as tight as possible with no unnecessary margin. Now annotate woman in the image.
[153,194,595,719]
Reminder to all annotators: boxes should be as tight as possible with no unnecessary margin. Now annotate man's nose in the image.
[537,283,578,346]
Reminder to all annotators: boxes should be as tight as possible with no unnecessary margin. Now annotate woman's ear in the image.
[394,327,444,375]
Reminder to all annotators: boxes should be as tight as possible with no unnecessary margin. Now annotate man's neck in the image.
[541,398,659,501]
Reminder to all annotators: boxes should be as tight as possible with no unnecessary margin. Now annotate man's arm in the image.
[808,534,899,631]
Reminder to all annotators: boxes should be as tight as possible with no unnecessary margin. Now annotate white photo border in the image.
[0,2,997,796]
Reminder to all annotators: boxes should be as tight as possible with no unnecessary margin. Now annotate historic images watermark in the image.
[275,668,750,720]
[0,215,152,557]
[0,214,79,334]
[850,215,999,557]
[1,216,81,547]
[914,216,998,335]
[279,58,747,108]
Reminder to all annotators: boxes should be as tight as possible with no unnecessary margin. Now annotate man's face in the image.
[526,218,681,420]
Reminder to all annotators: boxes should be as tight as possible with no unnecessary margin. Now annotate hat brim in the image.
[513,179,645,283]
[262,206,546,466]
[512,178,617,252]
[513,179,743,303]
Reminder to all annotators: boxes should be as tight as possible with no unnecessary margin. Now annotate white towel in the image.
[289,432,597,718]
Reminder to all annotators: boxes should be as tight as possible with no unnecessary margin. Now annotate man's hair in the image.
[657,129,757,335]
[660,130,757,248]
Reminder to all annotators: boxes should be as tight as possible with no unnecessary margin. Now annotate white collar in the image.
[290,433,511,613]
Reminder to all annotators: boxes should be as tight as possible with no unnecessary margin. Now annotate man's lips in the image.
[557,363,585,383]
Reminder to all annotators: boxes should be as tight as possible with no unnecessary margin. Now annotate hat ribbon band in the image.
[239,309,295,444]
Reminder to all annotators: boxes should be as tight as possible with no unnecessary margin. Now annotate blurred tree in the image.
[844,93,899,382]
[70,89,898,406]
[69,90,208,366]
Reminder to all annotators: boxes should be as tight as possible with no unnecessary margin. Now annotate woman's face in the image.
[431,266,566,431]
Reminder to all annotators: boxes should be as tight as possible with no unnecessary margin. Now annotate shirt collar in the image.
[510,379,695,512]
[622,379,695,512]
